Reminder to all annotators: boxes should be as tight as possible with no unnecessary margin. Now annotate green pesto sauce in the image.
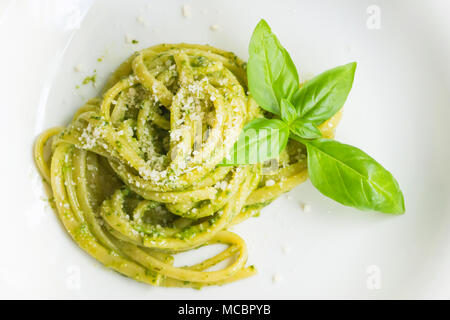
[82,70,97,86]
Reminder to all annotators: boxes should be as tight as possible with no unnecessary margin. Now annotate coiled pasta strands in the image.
[34,44,340,287]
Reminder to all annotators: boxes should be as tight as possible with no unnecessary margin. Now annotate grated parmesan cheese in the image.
[272,273,283,283]
[209,24,220,31]
[282,245,291,255]
[301,203,311,213]
[74,64,83,72]
[265,179,275,187]
[181,5,192,18]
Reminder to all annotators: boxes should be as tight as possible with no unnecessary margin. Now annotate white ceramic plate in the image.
[1,0,449,299]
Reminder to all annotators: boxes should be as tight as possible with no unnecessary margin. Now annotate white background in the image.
[0,0,449,299]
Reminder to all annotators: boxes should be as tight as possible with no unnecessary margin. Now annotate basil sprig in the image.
[223,19,405,214]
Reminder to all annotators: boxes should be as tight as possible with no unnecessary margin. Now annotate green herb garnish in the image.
[222,19,405,214]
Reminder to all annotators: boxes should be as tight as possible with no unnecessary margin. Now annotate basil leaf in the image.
[292,62,356,124]
[221,118,289,165]
[290,121,322,139]
[247,19,299,115]
[300,138,405,214]
[280,98,298,124]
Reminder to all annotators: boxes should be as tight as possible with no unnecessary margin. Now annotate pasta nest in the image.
[34,44,340,287]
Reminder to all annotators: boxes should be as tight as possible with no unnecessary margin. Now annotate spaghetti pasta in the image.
[34,44,340,287]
